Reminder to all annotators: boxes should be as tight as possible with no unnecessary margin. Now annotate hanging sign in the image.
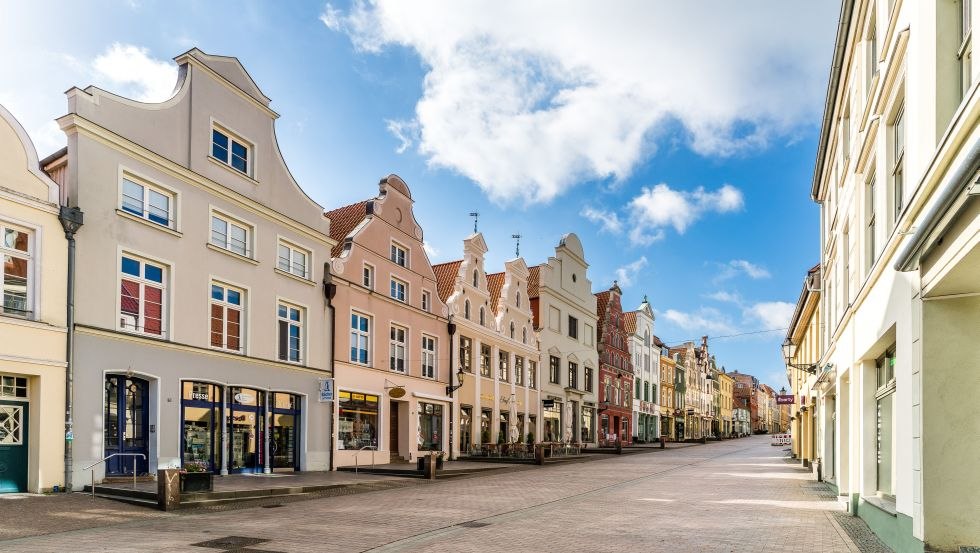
[319,378,335,402]
[776,395,795,405]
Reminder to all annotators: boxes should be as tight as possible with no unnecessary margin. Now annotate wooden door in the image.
[389,401,399,459]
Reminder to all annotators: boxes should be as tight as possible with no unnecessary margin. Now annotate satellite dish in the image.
[388,386,406,399]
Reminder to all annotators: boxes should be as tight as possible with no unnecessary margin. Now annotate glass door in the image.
[271,392,300,471]
[227,387,264,473]
[104,375,149,476]
[181,382,222,473]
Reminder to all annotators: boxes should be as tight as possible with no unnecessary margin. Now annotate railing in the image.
[546,443,581,458]
[83,453,147,498]
[353,446,376,475]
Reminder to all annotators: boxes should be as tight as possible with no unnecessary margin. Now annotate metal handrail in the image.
[353,445,376,476]
[84,453,147,498]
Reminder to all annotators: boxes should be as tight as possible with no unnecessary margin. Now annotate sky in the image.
[0,1,840,391]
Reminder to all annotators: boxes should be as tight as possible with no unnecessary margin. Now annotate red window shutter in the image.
[144,285,163,335]
[210,303,224,347]
[227,307,241,351]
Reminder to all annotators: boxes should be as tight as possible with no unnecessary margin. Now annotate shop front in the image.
[542,400,562,442]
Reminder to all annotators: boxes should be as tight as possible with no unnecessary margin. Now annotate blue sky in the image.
[0,1,839,391]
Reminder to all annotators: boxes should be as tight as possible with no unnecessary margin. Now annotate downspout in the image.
[446,317,456,460]
[58,206,83,492]
[323,266,337,471]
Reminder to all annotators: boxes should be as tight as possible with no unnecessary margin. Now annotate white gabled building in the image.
[625,297,660,442]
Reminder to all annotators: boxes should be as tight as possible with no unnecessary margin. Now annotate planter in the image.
[417,454,444,471]
[180,472,213,493]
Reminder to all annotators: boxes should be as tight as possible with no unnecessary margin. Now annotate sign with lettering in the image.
[191,392,209,401]
[776,395,795,405]
[319,378,335,402]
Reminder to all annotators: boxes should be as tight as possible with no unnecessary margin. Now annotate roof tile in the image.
[431,260,462,303]
[324,200,370,257]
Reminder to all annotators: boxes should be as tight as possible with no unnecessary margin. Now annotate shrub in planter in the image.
[179,461,213,493]
[526,431,534,445]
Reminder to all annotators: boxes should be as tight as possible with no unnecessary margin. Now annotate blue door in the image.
[104,376,149,476]
[0,400,28,493]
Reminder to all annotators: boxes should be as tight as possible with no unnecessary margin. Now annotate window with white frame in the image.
[866,173,878,271]
[210,282,244,352]
[350,311,370,364]
[890,104,905,224]
[421,290,431,312]
[421,335,436,379]
[875,347,897,497]
[498,350,509,382]
[277,240,310,279]
[211,126,250,175]
[390,325,407,373]
[119,254,167,336]
[866,12,878,91]
[390,277,407,302]
[459,335,473,373]
[961,0,973,100]
[362,264,374,289]
[390,242,407,267]
[277,302,303,363]
[210,212,251,257]
[1,224,31,317]
[121,176,173,228]
[0,374,27,399]
[515,356,524,386]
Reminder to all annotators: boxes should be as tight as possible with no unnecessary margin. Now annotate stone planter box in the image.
[180,472,213,493]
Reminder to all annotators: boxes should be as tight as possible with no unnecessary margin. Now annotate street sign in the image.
[319,378,335,402]
[776,395,795,405]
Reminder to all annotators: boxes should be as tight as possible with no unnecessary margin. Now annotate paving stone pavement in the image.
[0,436,870,553]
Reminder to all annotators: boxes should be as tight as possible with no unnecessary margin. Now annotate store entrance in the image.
[228,387,264,473]
[104,375,149,476]
[270,392,300,471]
[181,381,222,473]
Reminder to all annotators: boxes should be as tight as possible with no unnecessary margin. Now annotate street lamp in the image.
[781,338,817,374]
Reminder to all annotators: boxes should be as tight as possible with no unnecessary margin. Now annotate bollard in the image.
[660,436,666,449]
[534,444,545,465]
[157,468,180,511]
[423,453,438,480]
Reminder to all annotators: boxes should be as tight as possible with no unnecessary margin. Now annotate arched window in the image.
[464,300,471,320]
[510,321,515,339]
[472,269,478,287]
[479,307,485,326]
[516,291,521,308]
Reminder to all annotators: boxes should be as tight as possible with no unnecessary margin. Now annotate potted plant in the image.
[481,430,490,444]
[526,431,534,446]
[179,461,213,493]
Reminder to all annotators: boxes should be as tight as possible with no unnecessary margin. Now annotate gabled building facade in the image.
[0,105,67,493]
[432,233,540,455]
[326,176,450,466]
[658,341,676,440]
[625,296,660,443]
[53,49,336,485]
[594,283,633,446]
[527,234,598,445]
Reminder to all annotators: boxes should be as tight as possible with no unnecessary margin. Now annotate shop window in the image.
[543,402,562,442]
[271,392,301,470]
[337,391,378,450]
[181,381,222,473]
[418,402,443,451]
[460,406,473,453]
[875,348,897,497]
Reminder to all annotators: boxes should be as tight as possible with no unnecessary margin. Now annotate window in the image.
[498,350,509,382]
[472,269,478,287]
[515,356,525,386]
[210,283,244,352]
[338,391,378,450]
[585,324,594,346]
[841,102,851,160]
[390,242,407,267]
[0,374,28,399]
[636,378,642,400]
[866,174,878,271]
[211,127,250,175]
[389,325,406,373]
[390,278,407,303]
[867,13,878,90]
[1,224,31,317]
[362,264,374,289]
[509,321,515,339]
[210,213,250,257]
[479,307,486,326]
[121,177,173,228]
[459,335,473,372]
[528,361,537,389]
[549,356,560,384]
[350,312,370,364]
[277,302,303,363]
[277,241,310,279]
[568,362,578,389]
[119,255,166,336]
[522,327,528,344]
[585,366,594,392]
[480,343,492,377]
[549,306,561,331]
[516,291,521,308]
[890,105,905,224]
[875,348,897,496]
[961,0,973,100]
[464,300,471,320]
[421,335,436,379]
[422,291,431,312]
[568,315,578,339]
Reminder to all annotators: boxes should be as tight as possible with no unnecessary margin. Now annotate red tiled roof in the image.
[431,260,462,303]
[526,265,540,298]
[594,290,610,337]
[486,272,505,312]
[324,200,370,257]
[623,311,637,334]
[652,334,667,348]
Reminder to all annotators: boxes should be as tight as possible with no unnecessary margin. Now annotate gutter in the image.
[894,139,980,271]
[812,0,855,201]
[323,267,337,471]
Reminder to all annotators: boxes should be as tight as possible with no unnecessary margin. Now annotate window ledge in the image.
[862,495,898,517]
[206,243,259,265]
[274,267,316,286]
[207,155,259,185]
[116,209,182,237]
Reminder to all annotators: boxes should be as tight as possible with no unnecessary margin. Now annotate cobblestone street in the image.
[0,436,885,553]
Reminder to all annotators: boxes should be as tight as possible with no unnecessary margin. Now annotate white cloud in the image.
[91,43,177,102]
[628,183,743,240]
[386,119,418,154]
[614,256,647,287]
[663,307,736,336]
[743,301,794,330]
[706,291,742,304]
[324,1,836,203]
[422,240,439,259]
[580,206,623,235]
[715,259,771,282]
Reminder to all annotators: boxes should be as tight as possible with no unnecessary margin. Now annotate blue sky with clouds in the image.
[0,1,839,390]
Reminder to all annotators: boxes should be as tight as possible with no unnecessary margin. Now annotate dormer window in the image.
[211,125,250,176]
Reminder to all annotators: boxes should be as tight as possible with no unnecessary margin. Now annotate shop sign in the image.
[776,395,795,405]
[319,378,335,402]
[234,392,253,403]
[191,392,209,401]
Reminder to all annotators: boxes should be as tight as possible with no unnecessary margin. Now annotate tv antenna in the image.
[512,233,522,257]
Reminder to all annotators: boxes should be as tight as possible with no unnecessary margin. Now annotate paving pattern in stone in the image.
[0,437,866,553]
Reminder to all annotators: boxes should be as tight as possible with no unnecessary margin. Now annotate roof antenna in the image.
[512,233,522,257]
[469,212,479,233]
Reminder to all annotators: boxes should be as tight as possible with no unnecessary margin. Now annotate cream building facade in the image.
[527,234,598,446]
[53,49,336,485]
[625,297,660,443]
[0,104,67,493]
[812,1,980,550]
[783,264,822,471]
[433,233,540,455]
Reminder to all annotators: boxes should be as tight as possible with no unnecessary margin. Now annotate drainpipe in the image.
[445,316,457,460]
[58,206,84,492]
[323,267,337,471]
